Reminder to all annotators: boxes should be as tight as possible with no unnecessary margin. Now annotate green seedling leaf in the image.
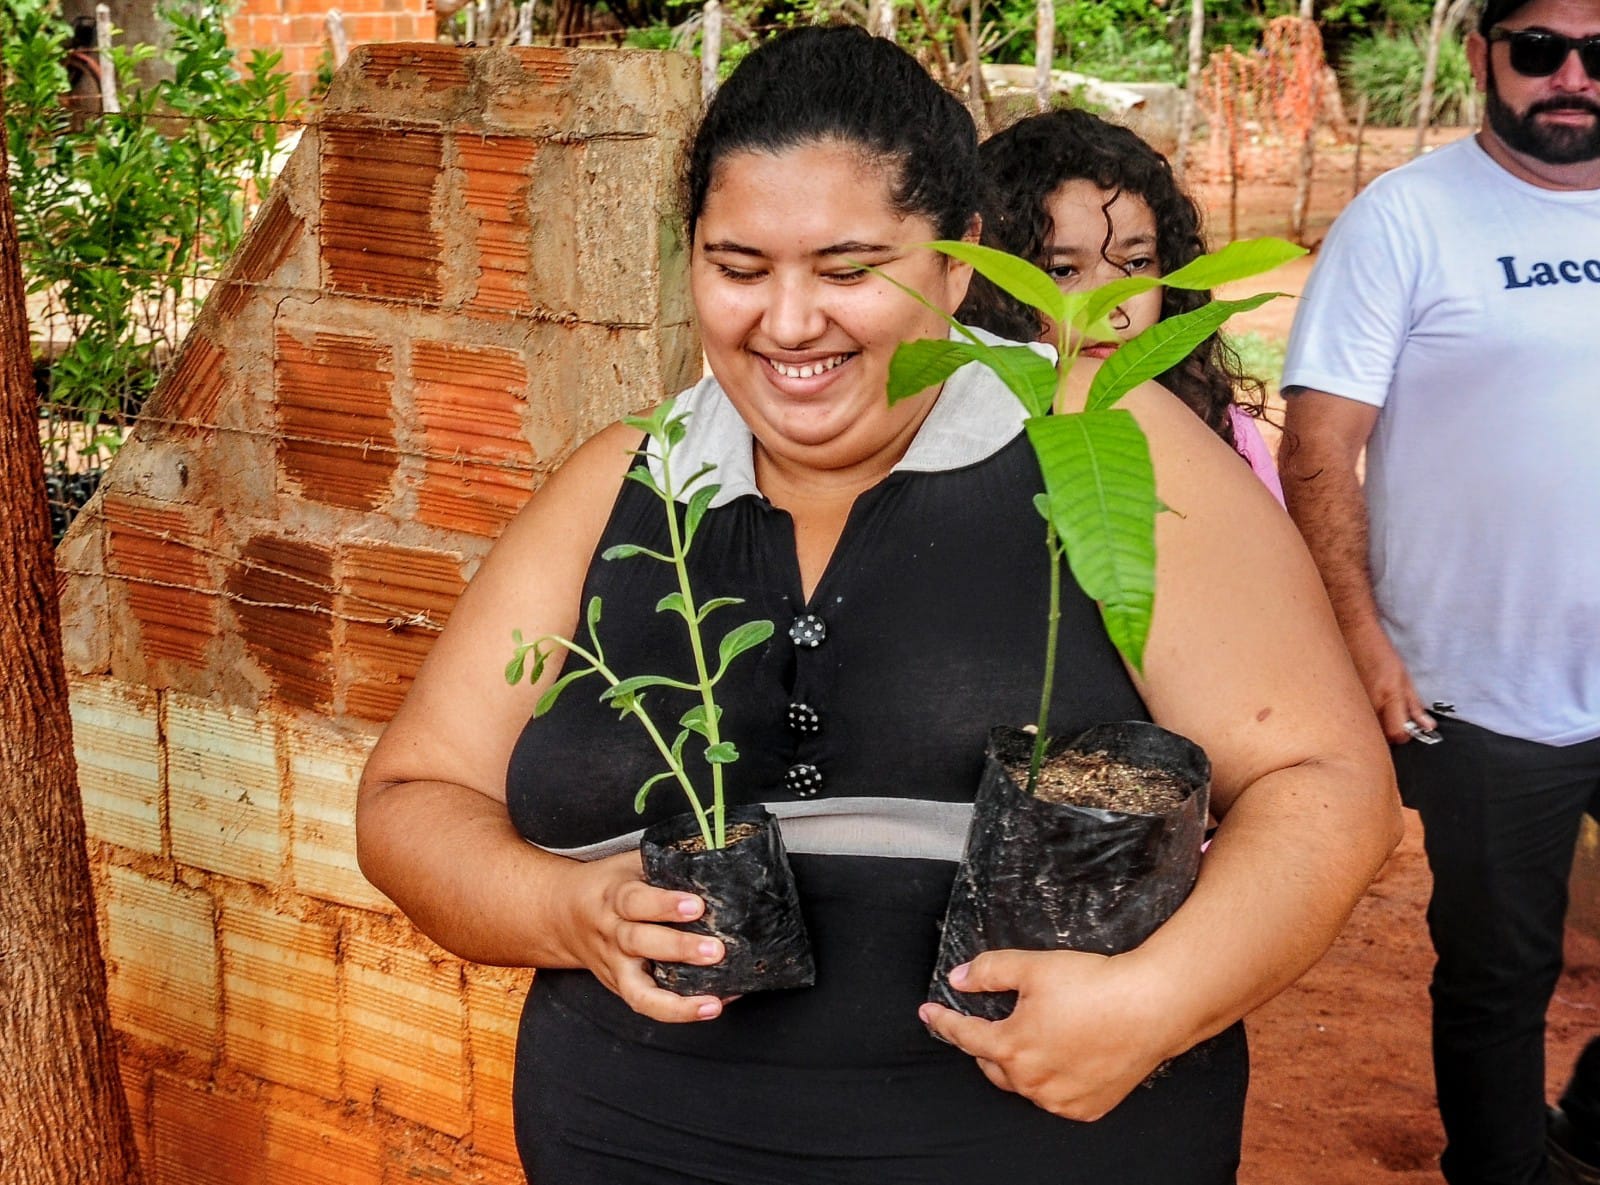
[605,674,695,701]
[1086,293,1281,412]
[657,591,689,618]
[1026,411,1160,672]
[704,742,739,765]
[1069,276,1163,339]
[923,240,1069,327]
[505,648,529,685]
[680,703,723,738]
[536,666,595,717]
[633,769,676,814]
[696,596,744,622]
[621,468,666,498]
[603,541,672,563]
[586,596,602,638]
[684,483,718,546]
[1161,237,1307,290]
[716,620,776,674]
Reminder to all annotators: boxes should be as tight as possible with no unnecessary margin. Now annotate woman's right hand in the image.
[560,850,730,1023]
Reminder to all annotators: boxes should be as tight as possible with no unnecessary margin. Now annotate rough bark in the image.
[0,86,145,1185]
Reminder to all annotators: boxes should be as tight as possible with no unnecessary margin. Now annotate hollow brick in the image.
[263,1107,384,1185]
[466,966,534,1164]
[220,899,341,1097]
[227,534,337,711]
[286,726,393,913]
[320,123,444,302]
[151,1073,268,1185]
[70,677,162,856]
[343,933,469,1136]
[274,328,397,511]
[103,494,219,672]
[339,543,464,722]
[166,692,283,884]
[102,865,219,1057]
[411,340,535,536]
[457,135,537,315]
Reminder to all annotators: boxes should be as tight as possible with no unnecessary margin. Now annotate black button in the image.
[789,614,826,648]
[787,702,821,734]
[785,763,823,798]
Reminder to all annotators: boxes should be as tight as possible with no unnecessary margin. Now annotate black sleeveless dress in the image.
[505,365,1247,1184]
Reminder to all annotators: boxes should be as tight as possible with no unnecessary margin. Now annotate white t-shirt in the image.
[1282,135,1600,745]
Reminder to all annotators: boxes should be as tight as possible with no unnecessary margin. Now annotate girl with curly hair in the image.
[958,107,1284,501]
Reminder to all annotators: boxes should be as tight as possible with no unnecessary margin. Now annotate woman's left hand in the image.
[917,948,1176,1122]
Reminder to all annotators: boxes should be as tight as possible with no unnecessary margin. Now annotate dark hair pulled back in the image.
[956,108,1265,445]
[684,25,980,243]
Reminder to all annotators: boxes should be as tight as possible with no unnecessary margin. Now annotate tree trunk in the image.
[1415,0,1450,156]
[1174,0,1204,184]
[0,85,145,1185]
[1034,0,1054,112]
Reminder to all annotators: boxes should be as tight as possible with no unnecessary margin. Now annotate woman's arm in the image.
[355,420,730,1023]
[921,379,1402,1117]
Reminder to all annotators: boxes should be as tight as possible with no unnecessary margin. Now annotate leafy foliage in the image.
[884,237,1302,784]
[506,404,774,850]
[2,0,296,481]
[1341,26,1475,127]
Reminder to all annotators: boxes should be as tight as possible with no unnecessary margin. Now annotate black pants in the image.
[1394,716,1600,1185]
[1561,1037,1600,1144]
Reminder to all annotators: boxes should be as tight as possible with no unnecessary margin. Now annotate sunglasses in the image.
[1488,28,1600,80]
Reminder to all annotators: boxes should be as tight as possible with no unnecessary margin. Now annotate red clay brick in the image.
[103,494,218,671]
[263,1108,383,1185]
[151,1073,268,1185]
[339,543,464,721]
[358,43,470,94]
[145,334,229,436]
[411,340,534,536]
[320,124,443,303]
[458,135,537,315]
[275,329,397,510]
[227,535,337,711]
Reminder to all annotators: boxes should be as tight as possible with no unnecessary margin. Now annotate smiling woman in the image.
[354,23,1400,1185]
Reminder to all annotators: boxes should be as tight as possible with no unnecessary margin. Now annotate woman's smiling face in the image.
[690,139,973,473]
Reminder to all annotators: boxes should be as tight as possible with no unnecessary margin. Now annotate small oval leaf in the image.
[704,741,738,765]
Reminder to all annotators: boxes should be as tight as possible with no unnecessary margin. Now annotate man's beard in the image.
[1486,59,1600,164]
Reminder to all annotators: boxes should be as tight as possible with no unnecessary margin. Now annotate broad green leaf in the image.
[1069,275,1162,338]
[657,591,689,618]
[923,240,1068,327]
[683,483,718,545]
[680,703,724,738]
[888,339,983,405]
[535,666,594,717]
[889,339,1056,416]
[633,769,676,814]
[1026,411,1160,672]
[1085,293,1280,412]
[704,741,738,765]
[1161,237,1306,290]
[982,346,1059,417]
[716,620,776,672]
[696,596,744,622]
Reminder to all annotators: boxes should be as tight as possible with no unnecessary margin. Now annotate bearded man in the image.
[1279,2,1600,1182]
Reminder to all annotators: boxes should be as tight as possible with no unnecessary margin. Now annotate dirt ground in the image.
[1190,126,1600,1184]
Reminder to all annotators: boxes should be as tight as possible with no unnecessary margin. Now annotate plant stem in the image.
[541,634,717,849]
[1029,518,1064,793]
[657,443,728,849]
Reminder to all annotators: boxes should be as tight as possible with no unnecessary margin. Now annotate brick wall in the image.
[229,0,439,98]
[56,43,702,1181]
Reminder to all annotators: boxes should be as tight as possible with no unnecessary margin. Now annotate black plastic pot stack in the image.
[641,803,816,996]
[929,722,1210,1020]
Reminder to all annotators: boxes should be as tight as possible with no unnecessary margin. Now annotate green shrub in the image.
[1341,28,1474,127]
[3,0,296,478]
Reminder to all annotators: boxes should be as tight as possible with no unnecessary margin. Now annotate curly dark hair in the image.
[956,108,1266,448]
